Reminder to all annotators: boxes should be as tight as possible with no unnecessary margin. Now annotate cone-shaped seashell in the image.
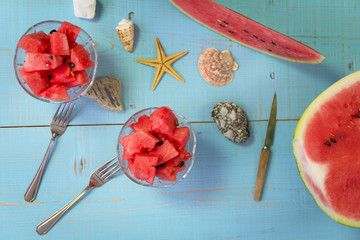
[198,48,238,86]
[116,14,134,52]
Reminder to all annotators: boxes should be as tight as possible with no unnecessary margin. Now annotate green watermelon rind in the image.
[293,70,360,228]
[168,0,325,64]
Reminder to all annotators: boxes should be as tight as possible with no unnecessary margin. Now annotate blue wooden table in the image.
[1,0,360,239]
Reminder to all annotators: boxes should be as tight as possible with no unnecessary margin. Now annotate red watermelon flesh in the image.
[70,45,95,71]
[168,127,190,148]
[39,84,70,100]
[123,149,132,161]
[133,154,158,184]
[18,68,49,95]
[169,0,325,64]
[156,149,192,181]
[50,63,73,84]
[119,131,159,157]
[50,32,70,56]
[65,70,89,88]
[58,21,81,46]
[150,106,178,137]
[151,140,179,165]
[130,115,152,133]
[17,31,50,53]
[23,53,63,71]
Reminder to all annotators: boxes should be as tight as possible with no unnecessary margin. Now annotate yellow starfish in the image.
[135,37,188,91]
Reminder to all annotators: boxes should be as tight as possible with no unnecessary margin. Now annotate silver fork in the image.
[36,157,121,235]
[24,102,76,202]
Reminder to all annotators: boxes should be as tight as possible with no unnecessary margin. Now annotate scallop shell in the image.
[198,48,238,86]
[116,18,134,52]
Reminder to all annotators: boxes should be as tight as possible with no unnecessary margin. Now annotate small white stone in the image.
[229,109,236,120]
[73,0,96,19]
[220,106,228,116]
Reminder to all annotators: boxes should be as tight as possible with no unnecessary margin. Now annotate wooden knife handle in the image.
[254,147,270,201]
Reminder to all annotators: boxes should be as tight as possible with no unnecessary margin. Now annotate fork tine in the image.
[103,167,121,181]
[98,160,118,175]
[61,102,76,125]
[96,157,117,172]
[52,104,64,122]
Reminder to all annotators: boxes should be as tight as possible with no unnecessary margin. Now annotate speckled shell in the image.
[198,48,238,86]
[116,18,134,52]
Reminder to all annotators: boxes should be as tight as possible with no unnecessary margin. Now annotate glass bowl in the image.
[13,20,98,103]
[117,107,197,188]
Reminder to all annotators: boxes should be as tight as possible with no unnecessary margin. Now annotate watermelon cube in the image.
[23,53,63,71]
[151,139,179,165]
[168,127,190,148]
[150,106,179,137]
[39,84,70,100]
[133,154,158,184]
[70,44,95,71]
[155,149,192,182]
[127,158,135,173]
[58,21,81,46]
[50,63,74,84]
[18,68,49,95]
[17,31,50,53]
[65,70,89,88]
[130,115,152,133]
[50,32,70,55]
[123,149,132,161]
[119,131,159,157]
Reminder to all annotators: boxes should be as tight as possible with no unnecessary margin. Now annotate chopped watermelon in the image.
[130,115,152,133]
[151,139,179,165]
[50,63,74,84]
[39,84,70,100]
[58,21,81,47]
[18,68,49,95]
[65,70,89,88]
[168,127,190,148]
[156,149,192,181]
[50,32,70,56]
[70,44,95,71]
[119,131,159,157]
[150,106,179,137]
[23,53,63,71]
[133,154,158,184]
[17,31,50,53]
[127,158,135,173]
[123,149,132,161]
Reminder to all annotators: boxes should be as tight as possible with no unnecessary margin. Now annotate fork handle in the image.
[24,133,57,202]
[36,185,93,235]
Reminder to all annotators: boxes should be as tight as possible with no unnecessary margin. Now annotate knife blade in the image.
[254,92,277,201]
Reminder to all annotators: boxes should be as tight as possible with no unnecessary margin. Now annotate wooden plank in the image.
[0,122,359,239]
[0,0,359,126]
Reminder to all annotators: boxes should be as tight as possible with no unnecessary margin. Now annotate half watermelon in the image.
[169,0,325,64]
[293,70,360,228]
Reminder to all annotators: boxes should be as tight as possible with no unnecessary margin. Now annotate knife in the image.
[254,92,277,201]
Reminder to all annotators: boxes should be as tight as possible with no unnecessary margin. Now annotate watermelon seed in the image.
[266,48,272,52]
[243,30,249,33]
[253,35,258,39]
[223,21,228,25]
[49,54,53,60]
[48,75,52,80]
[228,30,235,34]
[286,47,290,49]
[50,29,57,34]
[330,138,336,143]
[155,163,166,169]
[178,161,184,168]
[219,24,226,27]
[68,62,75,68]
[260,39,265,43]
[271,41,276,45]
[324,141,331,147]
[70,71,75,77]
[156,141,164,146]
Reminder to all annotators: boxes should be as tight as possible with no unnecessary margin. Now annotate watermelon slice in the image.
[39,84,70,100]
[50,63,73,84]
[156,148,192,181]
[23,53,63,71]
[119,131,159,157]
[17,31,50,53]
[70,45,95,71]
[168,127,190,148]
[151,139,179,165]
[169,0,325,64]
[130,115,152,133]
[18,68,49,95]
[150,106,179,137]
[65,70,89,88]
[50,32,70,55]
[293,70,360,228]
[58,21,81,46]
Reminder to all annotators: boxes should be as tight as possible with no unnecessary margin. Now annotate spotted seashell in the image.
[211,102,250,144]
[198,48,238,86]
[116,18,134,52]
